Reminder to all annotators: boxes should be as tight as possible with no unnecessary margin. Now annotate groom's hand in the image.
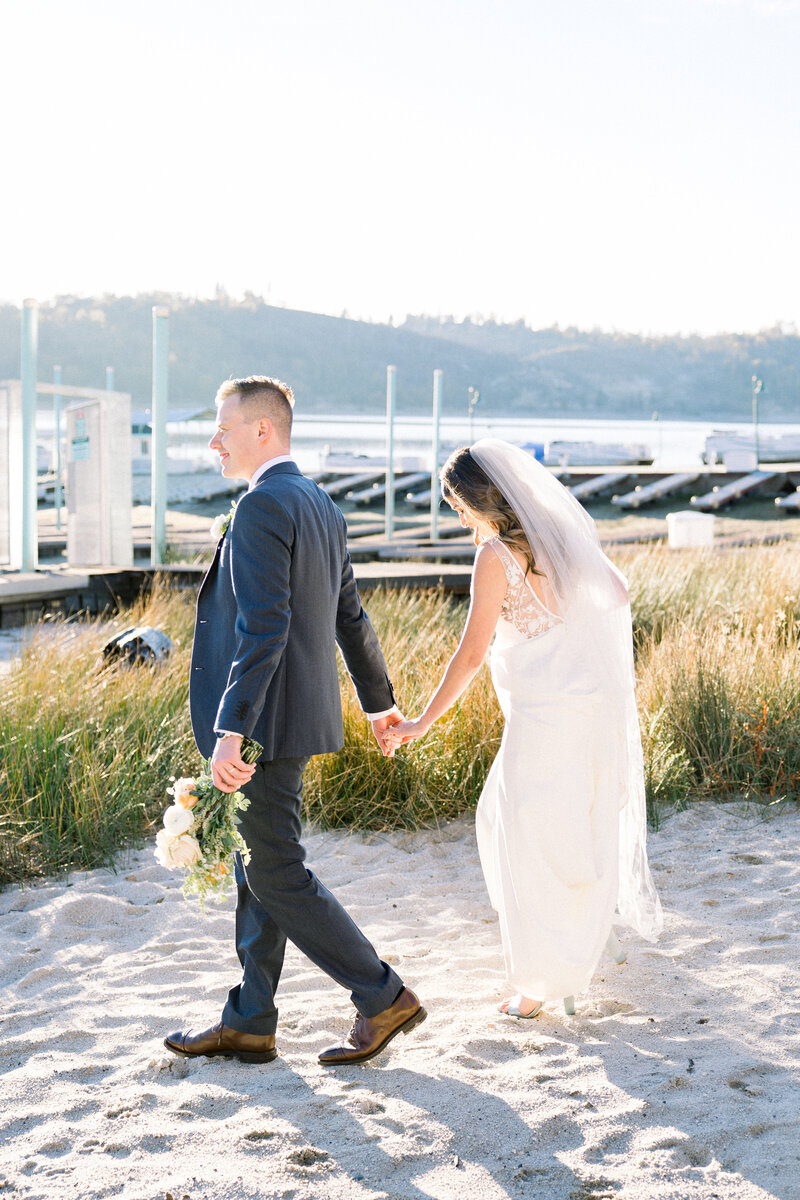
[211,735,256,793]
[370,711,405,758]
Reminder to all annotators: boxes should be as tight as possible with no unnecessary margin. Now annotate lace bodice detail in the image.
[485,537,563,640]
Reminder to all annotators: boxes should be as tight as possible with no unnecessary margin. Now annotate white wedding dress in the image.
[476,536,658,1002]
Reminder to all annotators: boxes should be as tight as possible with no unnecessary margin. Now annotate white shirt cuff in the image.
[366,706,401,721]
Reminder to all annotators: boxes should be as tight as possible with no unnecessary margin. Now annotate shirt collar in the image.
[248,455,295,490]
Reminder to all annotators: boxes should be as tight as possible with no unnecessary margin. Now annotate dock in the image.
[611,472,703,510]
[569,472,633,502]
[349,472,431,506]
[321,470,387,500]
[690,470,783,512]
[0,561,477,628]
[4,460,800,630]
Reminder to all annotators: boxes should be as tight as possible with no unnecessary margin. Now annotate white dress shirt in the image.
[249,454,294,489]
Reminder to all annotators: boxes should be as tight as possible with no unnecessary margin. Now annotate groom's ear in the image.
[257,416,273,443]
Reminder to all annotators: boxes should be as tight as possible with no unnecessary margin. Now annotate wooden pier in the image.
[3,462,799,629]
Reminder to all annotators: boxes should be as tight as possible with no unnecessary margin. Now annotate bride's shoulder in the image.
[477,536,514,571]
[473,539,509,588]
[475,535,503,561]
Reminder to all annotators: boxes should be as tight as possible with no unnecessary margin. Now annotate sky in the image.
[1,0,799,335]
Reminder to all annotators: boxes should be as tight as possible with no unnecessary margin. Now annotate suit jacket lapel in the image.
[198,532,225,602]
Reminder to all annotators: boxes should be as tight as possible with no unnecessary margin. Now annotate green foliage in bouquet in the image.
[155,736,262,906]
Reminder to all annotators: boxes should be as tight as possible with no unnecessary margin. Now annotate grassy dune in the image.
[624,545,800,818]
[1,545,798,883]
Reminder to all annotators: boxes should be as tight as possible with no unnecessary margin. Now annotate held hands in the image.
[370,711,406,758]
[382,717,429,754]
[211,735,256,793]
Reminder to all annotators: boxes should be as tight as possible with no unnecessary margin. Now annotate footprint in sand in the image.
[582,1000,637,1019]
[14,964,72,993]
[583,1128,632,1163]
[36,1139,71,1157]
[286,1146,329,1168]
[53,895,126,929]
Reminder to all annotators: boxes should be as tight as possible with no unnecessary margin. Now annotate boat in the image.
[131,410,217,475]
[318,449,428,473]
[522,441,653,467]
[703,432,800,466]
[132,453,215,476]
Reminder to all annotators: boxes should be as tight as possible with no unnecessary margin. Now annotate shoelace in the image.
[347,1013,366,1042]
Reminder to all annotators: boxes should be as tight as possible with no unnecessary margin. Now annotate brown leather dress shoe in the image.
[164,1021,277,1064]
[318,987,427,1066]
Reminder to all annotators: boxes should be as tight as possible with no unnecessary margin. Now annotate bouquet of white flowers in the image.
[154,736,262,904]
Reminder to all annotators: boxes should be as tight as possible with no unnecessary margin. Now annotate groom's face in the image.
[209,393,262,481]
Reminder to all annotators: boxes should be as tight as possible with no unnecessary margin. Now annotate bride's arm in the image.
[390,544,507,743]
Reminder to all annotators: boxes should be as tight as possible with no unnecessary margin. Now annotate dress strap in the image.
[484,536,525,578]
[485,537,561,621]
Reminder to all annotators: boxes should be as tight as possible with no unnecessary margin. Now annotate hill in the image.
[0,295,797,422]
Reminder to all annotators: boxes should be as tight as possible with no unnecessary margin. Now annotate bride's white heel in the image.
[606,929,627,965]
[501,933,627,1021]
[499,996,543,1019]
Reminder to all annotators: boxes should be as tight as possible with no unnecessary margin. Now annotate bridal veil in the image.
[470,438,663,942]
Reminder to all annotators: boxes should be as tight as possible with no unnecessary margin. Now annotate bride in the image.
[387,439,662,1017]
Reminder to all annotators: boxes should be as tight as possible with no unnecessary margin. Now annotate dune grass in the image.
[628,545,800,818]
[304,589,502,830]
[0,583,197,886]
[1,543,798,883]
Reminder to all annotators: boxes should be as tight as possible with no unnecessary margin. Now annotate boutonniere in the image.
[210,498,237,541]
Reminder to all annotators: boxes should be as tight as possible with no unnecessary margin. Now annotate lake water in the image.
[168,414,800,473]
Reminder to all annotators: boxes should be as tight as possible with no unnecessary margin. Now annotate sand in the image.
[1,801,798,1200]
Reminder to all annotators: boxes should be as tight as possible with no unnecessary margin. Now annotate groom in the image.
[164,375,425,1066]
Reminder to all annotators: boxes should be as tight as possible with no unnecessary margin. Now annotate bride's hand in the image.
[384,717,429,748]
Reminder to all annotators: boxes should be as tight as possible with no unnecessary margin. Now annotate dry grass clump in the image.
[2,544,798,883]
[0,581,199,885]
[620,542,800,646]
[630,547,800,817]
[304,589,501,829]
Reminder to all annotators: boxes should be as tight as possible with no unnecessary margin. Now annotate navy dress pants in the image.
[221,757,403,1036]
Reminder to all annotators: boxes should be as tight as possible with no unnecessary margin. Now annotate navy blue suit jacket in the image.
[189,462,395,761]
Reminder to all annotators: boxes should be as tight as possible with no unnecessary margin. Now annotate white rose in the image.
[210,512,227,540]
[154,828,202,869]
[154,828,174,868]
[163,804,194,836]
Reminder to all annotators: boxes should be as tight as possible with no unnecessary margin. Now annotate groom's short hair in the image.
[216,375,295,439]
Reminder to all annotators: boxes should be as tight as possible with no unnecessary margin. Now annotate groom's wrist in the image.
[367,705,400,721]
[216,730,243,740]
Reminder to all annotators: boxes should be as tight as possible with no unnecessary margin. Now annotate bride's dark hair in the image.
[440,447,537,575]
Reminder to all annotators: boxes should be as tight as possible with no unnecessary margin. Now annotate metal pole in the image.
[53,365,63,531]
[468,386,480,441]
[151,306,169,566]
[752,375,763,467]
[21,299,38,571]
[385,365,396,541]
[106,365,115,391]
[430,369,443,540]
